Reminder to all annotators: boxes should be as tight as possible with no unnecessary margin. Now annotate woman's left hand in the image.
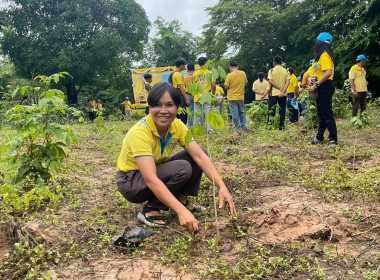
[218,187,237,217]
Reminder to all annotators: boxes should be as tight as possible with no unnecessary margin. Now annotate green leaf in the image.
[207,112,224,129]
[12,88,19,98]
[20,86,28,95]
[199,92,213,105]
[206,73,213,83]
[211,68,219,80]
[218,66,226,80]
[184,130,192,149]
[197,84,204,95]
[191,124,204,135]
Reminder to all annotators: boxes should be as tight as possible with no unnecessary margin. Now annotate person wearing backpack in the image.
[168,59,190,125]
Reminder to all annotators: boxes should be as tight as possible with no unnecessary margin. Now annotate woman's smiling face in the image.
[150,91,179,131]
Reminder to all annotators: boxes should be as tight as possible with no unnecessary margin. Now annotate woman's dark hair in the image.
[314,40,335,65]
[148,82,181,107]
[257,72,264,82]
[300,71,305,82]
[23,95,28,100]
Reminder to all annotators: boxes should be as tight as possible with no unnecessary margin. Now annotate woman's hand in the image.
[178,209,199,232]
[218,187,237,217]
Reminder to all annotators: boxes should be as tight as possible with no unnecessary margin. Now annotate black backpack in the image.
[168,71,177,86]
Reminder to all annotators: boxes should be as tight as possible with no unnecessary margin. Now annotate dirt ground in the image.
[1,125,379,279]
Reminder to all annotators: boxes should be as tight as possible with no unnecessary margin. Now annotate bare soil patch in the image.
[51,258,200,280]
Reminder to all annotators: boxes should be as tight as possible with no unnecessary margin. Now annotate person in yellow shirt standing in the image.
[170,59,191,125]
[121,97,132,121]
[307,32,338,147]
[184,63,195,127]
[349,54,369,117]
[286,67,300,123]
[252,72,269,102]
[266,56,290,130]
[193,57,216,133]
[224,61,248,131]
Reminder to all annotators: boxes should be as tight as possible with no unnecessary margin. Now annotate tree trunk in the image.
[65,79,78,105]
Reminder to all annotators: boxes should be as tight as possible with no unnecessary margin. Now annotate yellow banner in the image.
[131,65,200,104]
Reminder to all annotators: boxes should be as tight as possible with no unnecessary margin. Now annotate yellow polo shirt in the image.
[268,65,290,96]
[172,72,184,89]
[116,114,189,173]
[215,85,224,96]
[224,70,248,100]
[349,65,367,92]
[307,52,334,80]
[183,74,193,92]
[252,79,269,100]
[193,69,213,103]
[122,100,132,111]
[286,74,299,94]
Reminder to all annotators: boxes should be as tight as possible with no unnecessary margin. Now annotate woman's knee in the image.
[175,160,193,180]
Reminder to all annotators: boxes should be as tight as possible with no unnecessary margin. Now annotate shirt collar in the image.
[146,114,176,137]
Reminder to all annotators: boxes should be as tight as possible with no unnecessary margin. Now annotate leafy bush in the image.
[332,80,352,119]
[246,101,268,127]
[0,73,81,182]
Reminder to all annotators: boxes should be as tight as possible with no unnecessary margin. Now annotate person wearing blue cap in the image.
[349,55,369,117]
[121,96,132,120]
[307,32,338,148]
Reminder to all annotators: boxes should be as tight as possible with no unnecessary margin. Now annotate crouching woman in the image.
[116,82,237,232]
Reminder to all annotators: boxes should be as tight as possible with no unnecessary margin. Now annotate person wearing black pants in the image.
[315,80,337,143]
[265,56,290,130]
[307,32,338,147]
[268,95,287,129]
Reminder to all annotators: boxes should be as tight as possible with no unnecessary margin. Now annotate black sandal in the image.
[183,201,206,217]
[137,206,166,228]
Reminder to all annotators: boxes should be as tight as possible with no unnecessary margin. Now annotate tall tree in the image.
[1,0,149,104]
[144,17,199,67]
[201,0,380,96]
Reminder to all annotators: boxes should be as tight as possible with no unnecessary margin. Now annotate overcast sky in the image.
[135,0,218,36]
[0,0,218,36]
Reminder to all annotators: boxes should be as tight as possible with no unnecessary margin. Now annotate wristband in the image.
[315,82,319,88]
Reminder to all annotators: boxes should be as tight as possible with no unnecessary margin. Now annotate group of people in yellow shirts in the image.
[250,32,369,147]
[86,98,103,121]
[171,57,248,132]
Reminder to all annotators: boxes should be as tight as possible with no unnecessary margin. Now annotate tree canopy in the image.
[1,0,150,104]
[201,0,380,97]
[144,17,199,67]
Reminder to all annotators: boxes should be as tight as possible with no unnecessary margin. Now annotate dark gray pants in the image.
[116,148,205,211]
[352,91,367,116]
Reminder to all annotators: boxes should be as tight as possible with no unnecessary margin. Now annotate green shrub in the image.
[0,73,81,183]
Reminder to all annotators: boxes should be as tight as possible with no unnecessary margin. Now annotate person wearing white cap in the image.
[349,55,369,116]
[307,32,338,148]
